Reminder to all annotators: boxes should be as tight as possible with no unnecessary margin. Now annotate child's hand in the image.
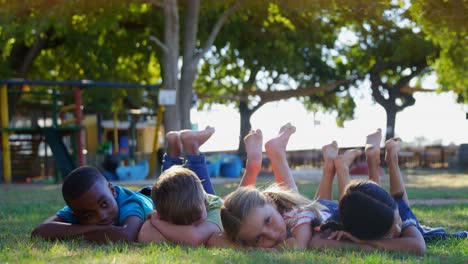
[148,211,161,228]
[328,231,364,244]
[275,237,297,250]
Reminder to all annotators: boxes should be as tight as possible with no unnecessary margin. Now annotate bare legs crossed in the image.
[239,123,298,192]
[385,138,409,204]
[314,141,339,200]
[239,129,263,187]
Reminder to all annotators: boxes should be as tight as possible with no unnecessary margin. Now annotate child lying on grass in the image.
[31,126,220,244]
[310,130,426,255]
[137,127,224,246]
[217,123,325,250]
[213,125,466,254]
[313,130,467,254]
[31,165,154,243]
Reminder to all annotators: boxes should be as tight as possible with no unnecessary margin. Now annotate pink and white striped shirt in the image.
[282,207,318,233]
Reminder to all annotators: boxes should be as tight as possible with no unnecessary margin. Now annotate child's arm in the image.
[150,216,220,246]
[291,223,312,249]
[32,215,103,240]
[309,231,376,252]
[275,223,311,250]
[32,215,144,243]
[326,226,426,255]
[206,232,240,249]
[137,211,167,243]
[83,215,144,243]
[341,226,425,255]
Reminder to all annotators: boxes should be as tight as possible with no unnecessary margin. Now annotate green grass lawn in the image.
[214,170,468,200]
[1,171,467,263]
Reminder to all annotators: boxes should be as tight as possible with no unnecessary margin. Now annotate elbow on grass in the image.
[413,244,426,256]
[116,231,138,243]
[31,225,50,240]
[184,232,207,247]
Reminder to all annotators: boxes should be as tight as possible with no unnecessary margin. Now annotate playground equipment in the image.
[1,84,82,182]
[0,79,161,183]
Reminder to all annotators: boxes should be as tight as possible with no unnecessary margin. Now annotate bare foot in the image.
[265,123,296,156]
[166,131,182,157]
[240,129,263,187]
[244,129,263,164]
[180,126,215,155]
[365,129,382,166]
[334,149,363,171]
[265,123,297,191]
[322,141,339,177]
[314,141,339,200]
[335,148,362,201]
[385,138,402,163]
[322,141,339,163]
[365,129,382,184]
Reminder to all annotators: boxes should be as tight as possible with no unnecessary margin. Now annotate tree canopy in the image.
[0,0,161,116]
[409,0,468,102]
[0,0,466,150]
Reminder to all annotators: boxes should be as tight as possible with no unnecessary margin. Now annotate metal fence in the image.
[3,144,465,183]
[258,145,463,171]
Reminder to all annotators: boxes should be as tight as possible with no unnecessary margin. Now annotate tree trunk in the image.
[162,0,181,132]
[237,101,254,159]
[179,0,200,129]
[369,61,425,142]
[384,106,397,141]
[7,29,54,120]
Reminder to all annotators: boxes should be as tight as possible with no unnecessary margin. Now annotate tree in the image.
[409,0,468,102]
[194,1,387,155]
[0,1,161,118]
[146,0,244,132]
[337,6,439,140]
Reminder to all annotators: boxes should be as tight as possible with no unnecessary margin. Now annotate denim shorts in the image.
[396,198,468,240]
[317,199,341,223]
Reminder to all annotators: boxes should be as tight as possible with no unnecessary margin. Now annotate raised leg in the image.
[365,129,382,185]
[239,129,263,187]
[180,126,216,194]
[161,131,184,172]
[334,148,363,201]
[264,123,298,192]
[314,141,338,200]
[180,126,215,156]
[385,138,409,205]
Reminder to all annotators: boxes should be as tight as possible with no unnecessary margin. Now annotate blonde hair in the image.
[151,165,206,225]
[221,184,323,243]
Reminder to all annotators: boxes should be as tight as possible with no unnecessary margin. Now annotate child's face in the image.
[68,181,119,225]
[385,209,403,239]
[237,203,288,248]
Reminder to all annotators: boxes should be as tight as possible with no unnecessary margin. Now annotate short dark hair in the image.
[151,165,205,225]
[62,166,106,205]
[339,180,396,240]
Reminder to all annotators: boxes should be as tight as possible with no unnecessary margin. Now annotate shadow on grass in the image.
[412,203,468,232]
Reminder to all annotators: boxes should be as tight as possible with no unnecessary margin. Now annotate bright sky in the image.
[192,20,467,152]
[192,78,468,152]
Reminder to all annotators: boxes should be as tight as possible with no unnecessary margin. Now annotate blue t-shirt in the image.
[56,185,154,225]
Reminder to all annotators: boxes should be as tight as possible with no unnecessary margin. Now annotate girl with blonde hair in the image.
[220,123,328,250]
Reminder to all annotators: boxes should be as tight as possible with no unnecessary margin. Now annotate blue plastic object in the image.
[116,160,149,181]
[206,160,221,177]
[219,154,242,178]
[119,135,129,157]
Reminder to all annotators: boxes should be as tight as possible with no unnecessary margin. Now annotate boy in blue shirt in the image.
[31,166,154,243]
